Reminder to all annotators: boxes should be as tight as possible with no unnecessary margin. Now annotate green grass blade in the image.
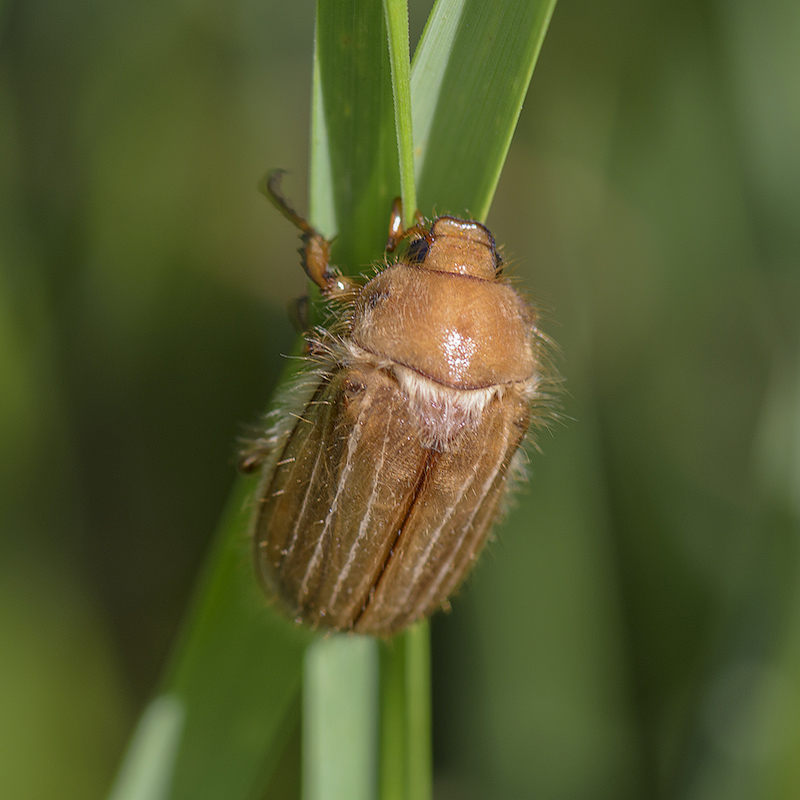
[312,0,400,272]
[303,637,379,800]
[162,476,311,800]
[382,0,416,225]
[378,622,431,800]
[307,0,557,796]
[106,696,184,800]
[304,2,406,799]
[105,472,311,800]
[379,637,407,800]
[309,10,336,240]
[403,623,432,800]
[411,0,558,220]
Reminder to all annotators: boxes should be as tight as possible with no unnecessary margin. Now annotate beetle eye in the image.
[405,238,430,264]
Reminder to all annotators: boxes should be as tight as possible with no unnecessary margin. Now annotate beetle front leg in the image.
[385,198,405,252]
[385,197,429,253]
[262,170,359,300]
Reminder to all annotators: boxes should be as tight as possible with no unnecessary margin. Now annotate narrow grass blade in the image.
[404,623,432,800]
[411,0,558,220]
[382,0,416,224]
[161,476,311,800]
[379,636,407,800]
[309,10,336,240]
[303,636,380,800]
[312,0,400,272]
[378,622,432,800]
[106,695,184,800]
[304,3,405,799]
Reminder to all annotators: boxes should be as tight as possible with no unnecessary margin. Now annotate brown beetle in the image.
[242,172,553,637]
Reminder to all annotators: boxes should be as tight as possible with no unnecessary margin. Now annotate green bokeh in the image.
[2,0,799,798]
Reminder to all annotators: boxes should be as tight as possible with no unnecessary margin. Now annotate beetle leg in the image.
[385,197,431,254]
[262,170,358,299]
[386,197,405,252]
[288,294,310,332]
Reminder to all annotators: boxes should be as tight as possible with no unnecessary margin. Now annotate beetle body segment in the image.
[246,179,549,636]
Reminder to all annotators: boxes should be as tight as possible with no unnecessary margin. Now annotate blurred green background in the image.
[2,0,800,798]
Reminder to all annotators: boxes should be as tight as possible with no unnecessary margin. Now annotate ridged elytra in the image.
[241,172,553,637]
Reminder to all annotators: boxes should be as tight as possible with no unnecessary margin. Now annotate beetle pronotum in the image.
[242,172,553,637]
